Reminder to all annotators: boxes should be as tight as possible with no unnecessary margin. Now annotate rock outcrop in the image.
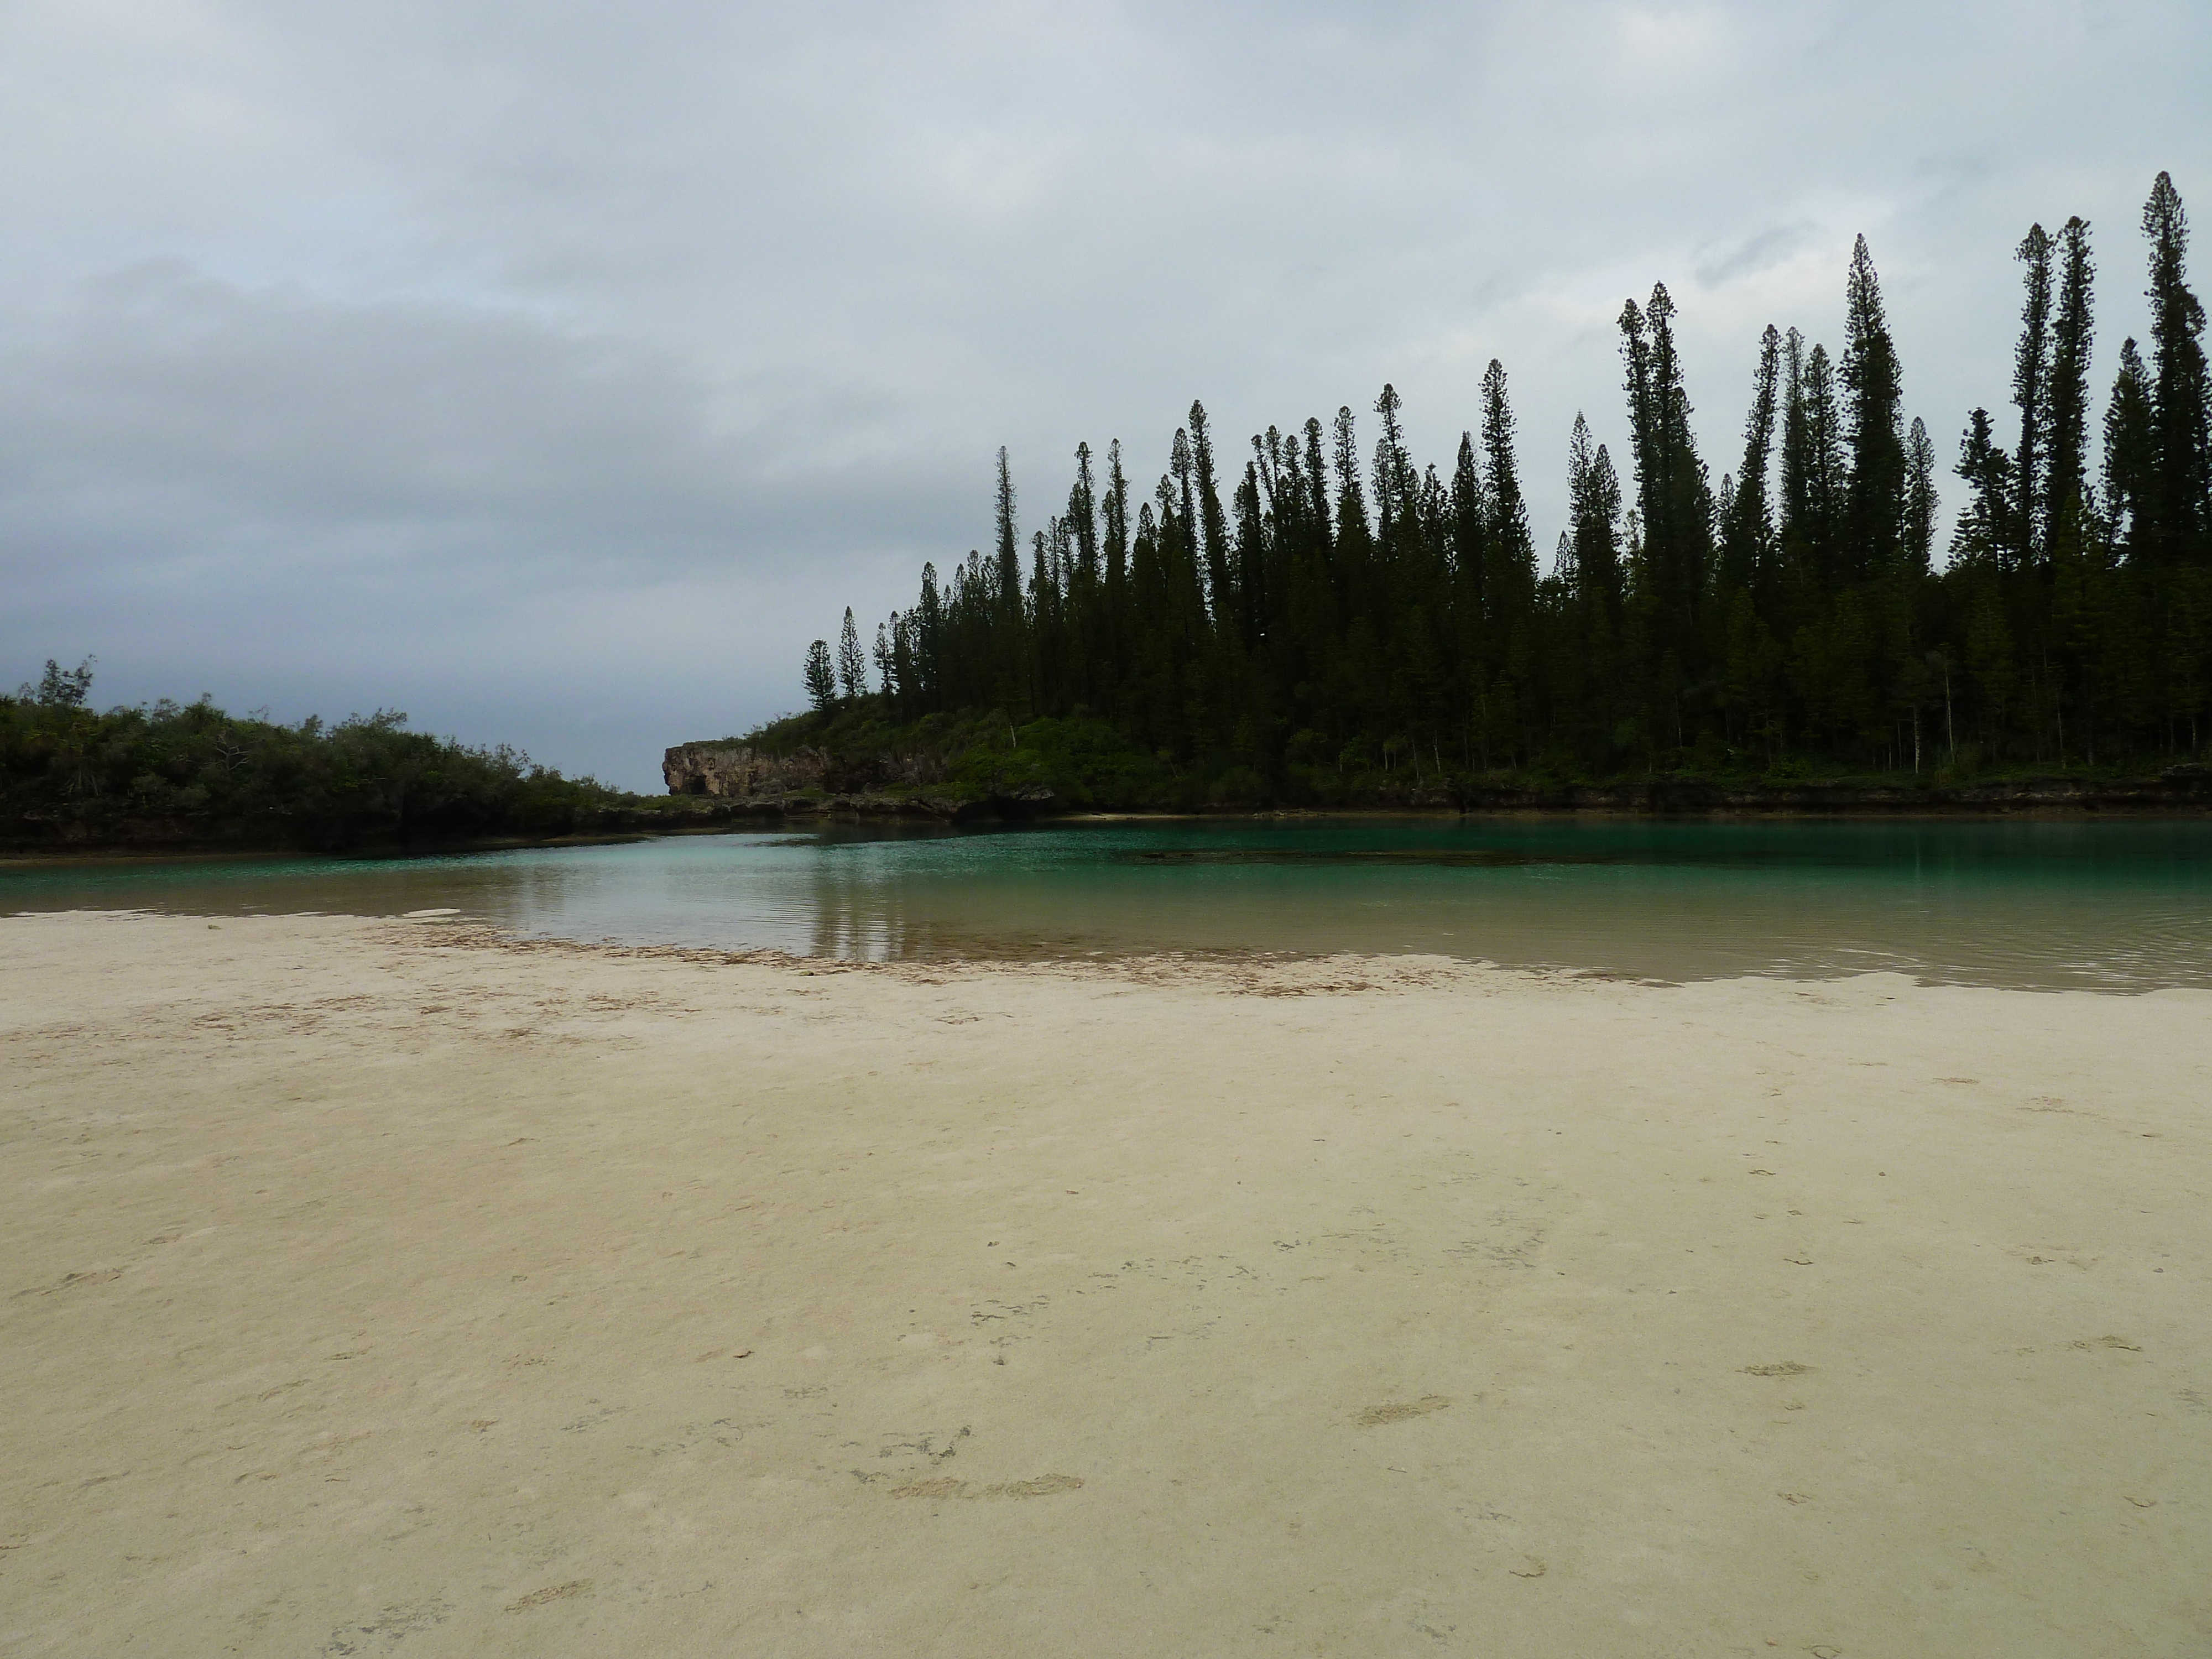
[660,742,1055,822]
[662,743,831,800]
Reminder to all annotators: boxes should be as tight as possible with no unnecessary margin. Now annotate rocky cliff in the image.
[664,734,2210,821]
[661,741,1045,821]
[662,743,831,799]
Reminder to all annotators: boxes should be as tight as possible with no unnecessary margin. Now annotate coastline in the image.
[658,769,2212,825]
[9,785,2212,869]
[0,828,707,874]
[6,912,2208,1653]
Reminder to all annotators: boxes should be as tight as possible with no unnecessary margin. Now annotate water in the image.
[7,816,2210,990]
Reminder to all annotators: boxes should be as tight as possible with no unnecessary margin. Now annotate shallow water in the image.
[7,815,2210,990]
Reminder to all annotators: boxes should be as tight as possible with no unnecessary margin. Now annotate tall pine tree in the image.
[2011,224,2056,566]
[2141,173,2210,566]
[1841,236,1906,582]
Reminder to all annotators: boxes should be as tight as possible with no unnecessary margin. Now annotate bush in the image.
[1,684,636,851]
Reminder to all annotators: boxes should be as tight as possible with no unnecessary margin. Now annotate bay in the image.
[7,815,2210,991]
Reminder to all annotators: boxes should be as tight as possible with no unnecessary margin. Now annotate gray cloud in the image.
[3,0,2207,786]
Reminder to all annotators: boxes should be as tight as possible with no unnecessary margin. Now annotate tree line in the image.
[802,173,2211,791]
[2,660,645,850]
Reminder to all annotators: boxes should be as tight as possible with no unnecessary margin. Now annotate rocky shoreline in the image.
[665,739,2212,822]
[19,750,2206,857]
[660,740,1056,822]
[1447,765,2212,815]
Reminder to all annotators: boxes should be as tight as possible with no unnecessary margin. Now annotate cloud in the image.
[1694,223,1819,290]
[1,0,2207,786]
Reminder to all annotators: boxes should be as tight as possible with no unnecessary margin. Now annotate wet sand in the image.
[2,911,2208,1656]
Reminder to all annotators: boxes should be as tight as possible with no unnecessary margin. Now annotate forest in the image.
[0,660,661,851]
[785,171,2212,807]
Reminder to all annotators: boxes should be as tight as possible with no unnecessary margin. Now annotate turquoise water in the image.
[5,816,2210,990]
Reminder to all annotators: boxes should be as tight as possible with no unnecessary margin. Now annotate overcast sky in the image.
[3,1,2207,789]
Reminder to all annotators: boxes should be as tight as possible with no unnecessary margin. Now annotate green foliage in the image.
[837,609,868,700]
[2,682,637,851]
[25,658,96,708]
[797,170,2212,791]
[803,639,837,711]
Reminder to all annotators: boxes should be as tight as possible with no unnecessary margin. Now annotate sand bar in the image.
[3,911,2209,1656]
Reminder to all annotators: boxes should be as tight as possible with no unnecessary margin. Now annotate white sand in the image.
[2,910,2208,1657]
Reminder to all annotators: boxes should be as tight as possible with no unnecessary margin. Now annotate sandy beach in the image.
[2,910,2208,1656]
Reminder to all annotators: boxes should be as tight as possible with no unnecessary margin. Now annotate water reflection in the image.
[5,816,2210,992]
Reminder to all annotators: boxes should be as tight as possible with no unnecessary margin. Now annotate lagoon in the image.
[7,814,2210,991]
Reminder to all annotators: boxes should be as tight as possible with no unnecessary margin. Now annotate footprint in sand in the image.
[888,1474,1083,1500]
[1358,1396,1451,1426]
[505,1580,592,1614]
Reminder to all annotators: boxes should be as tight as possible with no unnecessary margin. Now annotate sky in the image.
[3,1,2208,790]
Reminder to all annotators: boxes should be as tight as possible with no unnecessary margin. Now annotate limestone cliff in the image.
[661,740,1046,820]
[662,743,831,799]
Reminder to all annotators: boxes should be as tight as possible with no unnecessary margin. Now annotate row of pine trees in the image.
[805,173,2212,784]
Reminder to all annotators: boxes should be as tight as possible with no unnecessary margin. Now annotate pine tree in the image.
[1779,327,1810,549]
[1302,418,1332,536]
[991,447,1027,709]
[915,563,944,701]
[817,186,2212,794]
[1481,360,1535,626]
[2011,223,2055,565]
[1188,401,1234,622]
[873,620,897,701]
[1474,361,1536,763]
[994,445,1023,617]
[1372,383,1419,547]
[1619,285,1711,662]
[1449,430,1489,613]
[2043,215,2104,754]
[1905,418,1939,574]
[2142,171,2210,566]
[803,639,837,711]
[1567,413,1627,756]
[838,607,868,700]
[1329,405,1373,632]
[1031,526,1060,709]
[1103,440,1131,579]
[1841,236,1906,581]
[1951,409,2014,568]
[1567,415,1624,603]
[2047,217,2097,539]
[891,612,918,712]
[1070,442,1100,580]
[1331,406,1369,544]
[1102,440,1131,709]
[1799,345,1845,585]
[2103,339,2156,555]
[1720,325,1780,597]
[1481,363,1531,571]
[1232,458,1268,650]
